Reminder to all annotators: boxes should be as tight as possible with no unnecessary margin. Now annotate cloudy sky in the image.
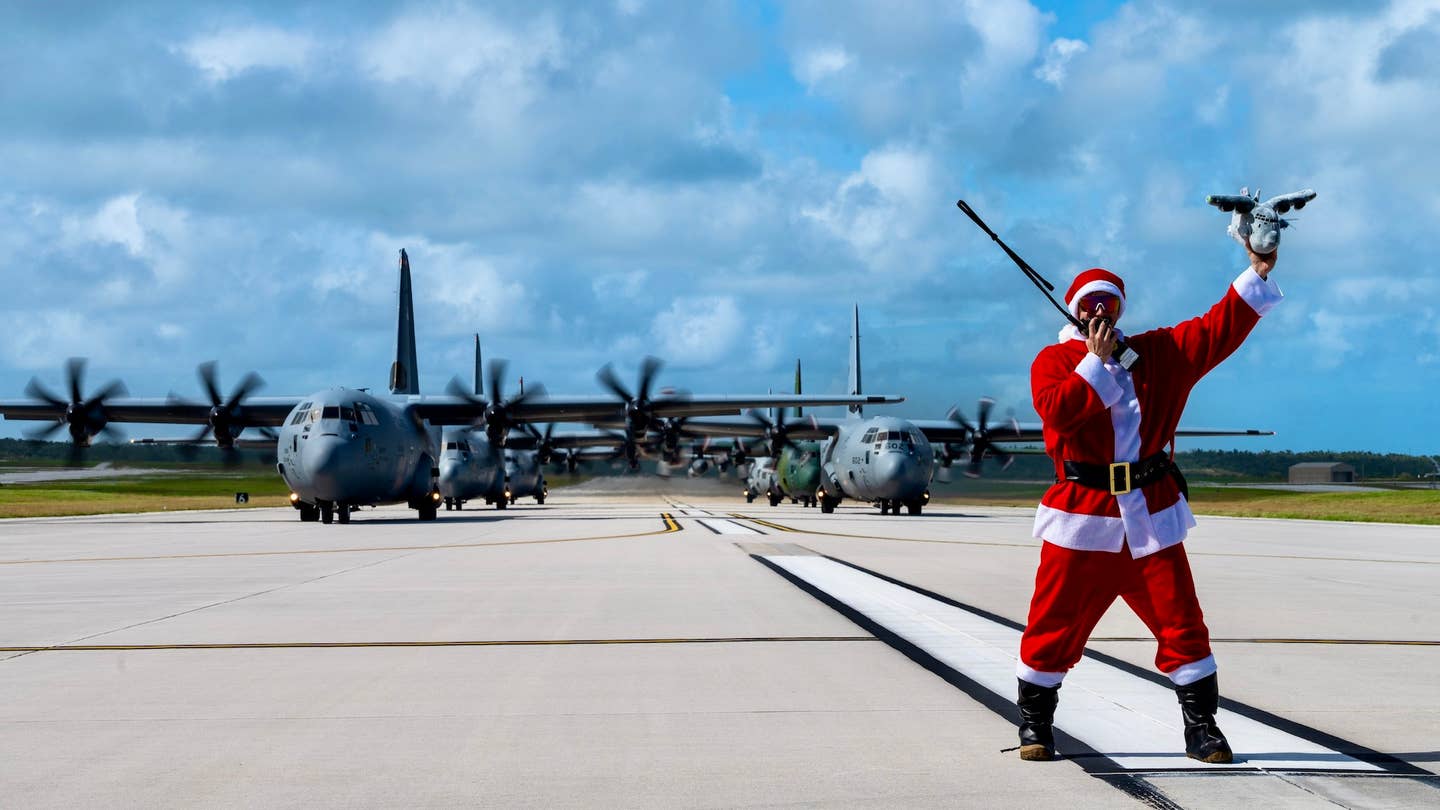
[2,0,1437,453]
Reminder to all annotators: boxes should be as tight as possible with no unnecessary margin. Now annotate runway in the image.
[1,493,1437,808]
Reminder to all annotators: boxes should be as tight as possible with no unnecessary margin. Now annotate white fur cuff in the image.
[1075,352,1123,407]
[1233,266,1283,317]
[1018,663,1067,688]
[1167,654,1217,686]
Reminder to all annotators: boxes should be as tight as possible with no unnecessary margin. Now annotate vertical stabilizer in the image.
[390,249,420,395]
[794,358,803,418]
[848,305,862,415]
[473,334,482,397]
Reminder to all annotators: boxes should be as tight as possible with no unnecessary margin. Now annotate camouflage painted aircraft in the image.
[0,252,901,524]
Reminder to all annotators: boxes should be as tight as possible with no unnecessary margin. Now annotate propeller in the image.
[948,397,1020,478]
[596,356,671,470]
[747,407,818,458]
[521,422,558,465]
[448,358,546,446]
[179,362,266,453]
[23,358,128,463]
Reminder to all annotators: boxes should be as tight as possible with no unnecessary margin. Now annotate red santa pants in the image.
[1019,541,1212,680]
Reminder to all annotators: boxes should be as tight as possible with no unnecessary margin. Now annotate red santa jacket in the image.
[1031,267,1283,557]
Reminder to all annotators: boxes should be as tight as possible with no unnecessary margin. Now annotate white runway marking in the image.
[759,552,1385,774]
[697,518,763,535]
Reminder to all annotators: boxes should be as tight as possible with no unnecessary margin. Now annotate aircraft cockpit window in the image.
[321,406,341,420]
[308,408,321,423]
[355,403,379,426]
[446,442,458,450]
[862,429,876,443]
[339,406,357,423]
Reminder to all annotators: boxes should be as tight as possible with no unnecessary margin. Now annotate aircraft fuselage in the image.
[821,416,935,507]
[275,388,440,520]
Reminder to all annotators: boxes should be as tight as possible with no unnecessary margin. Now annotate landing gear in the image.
[337,504,351,524]
[495,498,508,510]
[819,491,840,514]
[768,492,782,507]
[417,503,437,521]
[320,502,334,524]
[298,503,319,522]
[444,498,453,511]
[745,492,756,504]
[905,500,923,516]
[536,489,546,505]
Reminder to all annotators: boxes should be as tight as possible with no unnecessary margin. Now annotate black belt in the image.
[1062,452,1183,496]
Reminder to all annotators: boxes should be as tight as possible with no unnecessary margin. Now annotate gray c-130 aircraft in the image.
[0,251,902,524]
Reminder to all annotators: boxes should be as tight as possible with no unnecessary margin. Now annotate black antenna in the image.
[955,199,1138,369]
[955,200,1082,331]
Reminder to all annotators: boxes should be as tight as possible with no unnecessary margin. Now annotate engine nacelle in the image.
[688,458,710,478]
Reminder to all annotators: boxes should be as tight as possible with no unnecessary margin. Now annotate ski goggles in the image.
[1077,291,1122,320]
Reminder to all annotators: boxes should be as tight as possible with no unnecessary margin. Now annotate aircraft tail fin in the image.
[848,305,862,415]
[473,334,482,397]
[389,249,420,395]
[795,358,803,418]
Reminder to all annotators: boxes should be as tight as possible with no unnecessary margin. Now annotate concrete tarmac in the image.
[1,491,1436,808]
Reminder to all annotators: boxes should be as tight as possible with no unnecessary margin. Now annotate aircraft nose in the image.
[873,453,928,499]
[305,436,355,500]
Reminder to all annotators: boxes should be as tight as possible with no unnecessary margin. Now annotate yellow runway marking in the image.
[0,513,682,566]
[0,635,875,653]
[1092,637,1440,647]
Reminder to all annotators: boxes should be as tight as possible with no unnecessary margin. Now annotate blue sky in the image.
[1,1,1437,453]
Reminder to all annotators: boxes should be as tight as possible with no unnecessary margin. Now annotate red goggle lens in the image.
[1078,292,1121,317]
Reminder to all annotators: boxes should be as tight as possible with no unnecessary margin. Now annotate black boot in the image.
[1176,673,1233,764]
[1017,678,1060,761]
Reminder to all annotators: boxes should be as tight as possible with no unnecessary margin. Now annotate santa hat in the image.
[1065,268,1126,320]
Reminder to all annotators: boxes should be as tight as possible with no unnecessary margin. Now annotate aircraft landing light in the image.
[751,549,1423,777]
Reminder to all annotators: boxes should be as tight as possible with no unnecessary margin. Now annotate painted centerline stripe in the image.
[696,518,763,535]
[753,551,1420,776]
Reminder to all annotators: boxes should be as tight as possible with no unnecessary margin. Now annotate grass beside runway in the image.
[0,472,292,518]
[931,481,1440,525]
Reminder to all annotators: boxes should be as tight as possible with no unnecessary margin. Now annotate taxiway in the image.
[1,492,1436,808]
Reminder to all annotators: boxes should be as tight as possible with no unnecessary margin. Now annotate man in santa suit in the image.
[1015,242,1281,763]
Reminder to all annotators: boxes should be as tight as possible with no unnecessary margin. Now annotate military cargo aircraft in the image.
[0,252,902,524]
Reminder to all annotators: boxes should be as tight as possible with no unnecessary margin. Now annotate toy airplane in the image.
[1206,186,1316,253]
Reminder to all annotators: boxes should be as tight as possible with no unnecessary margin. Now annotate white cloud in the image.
[178,26,317,83]
[1034,37,1087,86]
[361,7,565,98]
[794,46,851,88]
[650,296,744,367]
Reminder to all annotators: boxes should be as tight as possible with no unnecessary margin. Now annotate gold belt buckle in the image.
[1109,462,1133,495]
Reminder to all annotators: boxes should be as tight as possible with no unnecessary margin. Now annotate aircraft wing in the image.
[1204,194,1256,213]
[501,430,625,451]
[1174,427,1275,438]
[660,415,843,441]
[910,418,1044,445]
[129,436,277,450]
[0,396,299,427]
[1262,189,1316,213]
[409,394,903,426]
